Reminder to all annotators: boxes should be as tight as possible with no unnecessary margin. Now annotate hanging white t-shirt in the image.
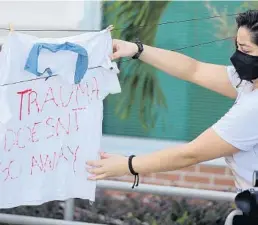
[212,65,258,192]
[0,29,121,208]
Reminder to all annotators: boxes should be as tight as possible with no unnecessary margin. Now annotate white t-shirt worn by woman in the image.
[212,65,258,192]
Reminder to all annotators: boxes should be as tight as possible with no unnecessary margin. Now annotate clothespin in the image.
[105,24,115,71]
[106,25,114,32]
[9,23,14,33]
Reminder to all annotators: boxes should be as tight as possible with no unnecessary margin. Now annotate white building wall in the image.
[0,1,102,41]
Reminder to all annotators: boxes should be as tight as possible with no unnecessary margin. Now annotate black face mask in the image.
[230,49,258,82]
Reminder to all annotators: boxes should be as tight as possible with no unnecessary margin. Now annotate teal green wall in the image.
[103,1,243,141]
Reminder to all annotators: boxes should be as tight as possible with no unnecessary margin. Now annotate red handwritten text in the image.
[1,76,100,184]
[0,160,21,182]
[30,145,79,175]
[17,77,100,121]
[4,110,82,152]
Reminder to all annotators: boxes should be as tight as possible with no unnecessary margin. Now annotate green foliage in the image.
[102,1,169,130]
[73,192,234,225]
[239,1,258,11]
[0,200,64,220]
[0,192,235,225]
[204,1,237,39]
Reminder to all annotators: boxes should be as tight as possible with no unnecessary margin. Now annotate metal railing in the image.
[0,180,237,225]
[0,214,105,225]
[97,180,236,201]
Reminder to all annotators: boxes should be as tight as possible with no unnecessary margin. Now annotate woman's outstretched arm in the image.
[112,39,237,99]
[86,128,239,180]
[85,39,241,180]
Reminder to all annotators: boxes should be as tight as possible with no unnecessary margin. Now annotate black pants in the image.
[232,215,258,225]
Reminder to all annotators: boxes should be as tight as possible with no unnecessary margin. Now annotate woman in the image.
[86,9,258,192]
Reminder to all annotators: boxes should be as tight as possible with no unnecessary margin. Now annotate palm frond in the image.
[238,2,258,11]
[204,1,237,39]
[102,1,170,130]
[204,1,258,40]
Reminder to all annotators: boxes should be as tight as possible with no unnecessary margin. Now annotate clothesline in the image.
[0,36,233,87]
[0,65,104,87]
[0,11,236,87]
[0,12,241,33]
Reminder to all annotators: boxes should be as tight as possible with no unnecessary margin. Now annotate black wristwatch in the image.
[132,39,144,59]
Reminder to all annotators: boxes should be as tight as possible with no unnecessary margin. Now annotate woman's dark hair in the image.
[236,9,258,45]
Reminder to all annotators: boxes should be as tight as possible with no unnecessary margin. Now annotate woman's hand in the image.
[110,39,138,60]
[86,152,130,180]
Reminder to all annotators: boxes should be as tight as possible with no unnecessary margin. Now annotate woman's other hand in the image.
[110,39,138,60]
[86,152,130,180]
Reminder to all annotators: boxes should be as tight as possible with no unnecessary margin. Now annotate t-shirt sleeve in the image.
[105,62,121,95]
[212,104,258,152]
[99,31,121,95]
[227,65,241,92]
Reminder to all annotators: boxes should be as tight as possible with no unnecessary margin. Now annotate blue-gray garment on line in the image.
[24,42,88,84]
